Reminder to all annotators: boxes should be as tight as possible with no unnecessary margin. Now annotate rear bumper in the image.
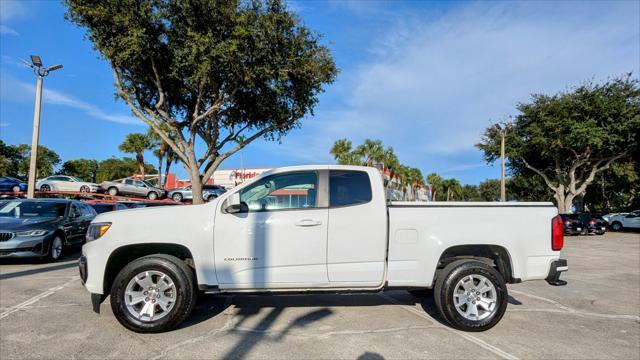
[546,259,568,286]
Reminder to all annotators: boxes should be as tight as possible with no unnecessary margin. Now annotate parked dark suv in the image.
[0,199,96,261]
[576,213,607,235]
[560,214,583,236]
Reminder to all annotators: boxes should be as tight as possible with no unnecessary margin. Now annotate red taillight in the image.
[589,220,596,225]
[552,215,564,251]
[564,220,571,225]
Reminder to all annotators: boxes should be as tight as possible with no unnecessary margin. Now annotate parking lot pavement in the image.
[1,232,638,359]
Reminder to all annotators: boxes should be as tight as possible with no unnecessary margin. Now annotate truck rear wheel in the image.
[434,260,507,332]
[110,254,196,333]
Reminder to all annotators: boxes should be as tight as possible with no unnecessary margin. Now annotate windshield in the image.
[142,180,155,187]
[91,204,113,214]
[0,201,67,218]
[70,176,84,182]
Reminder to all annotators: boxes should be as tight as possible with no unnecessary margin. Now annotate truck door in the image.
[214,171,329,288]
[327,170,387,285]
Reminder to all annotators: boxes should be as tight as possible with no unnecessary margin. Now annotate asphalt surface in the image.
[1,232,638,359]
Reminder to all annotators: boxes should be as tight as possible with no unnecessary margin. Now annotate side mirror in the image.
[225,193,248,214]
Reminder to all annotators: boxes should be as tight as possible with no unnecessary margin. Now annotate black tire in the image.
[147,191,158,200]
[110,254,196,333]
[45,235,64,262]
[206,194,217,202]
[80,185,90,193]
[172,193,183,202]
[611,222,622,231]
[434,260,507,332]
[40,184,51,191]
[409,289,434,297]
[11,185,20,192]
[108,187,119,196]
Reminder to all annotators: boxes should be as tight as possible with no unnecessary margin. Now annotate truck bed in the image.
[386,201,559,287]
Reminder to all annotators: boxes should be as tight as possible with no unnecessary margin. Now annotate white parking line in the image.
[0,276,78,320]
[377,293,520,360]
[509,289,640,321]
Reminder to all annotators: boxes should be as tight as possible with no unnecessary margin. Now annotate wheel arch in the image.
[436,244,517,284]
[103,243,196,294]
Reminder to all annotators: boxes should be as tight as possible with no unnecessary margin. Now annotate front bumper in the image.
[79,254,106,313]
[546,259,568,286]
[0,235,48,258]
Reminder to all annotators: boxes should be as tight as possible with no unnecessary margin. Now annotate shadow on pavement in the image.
[0,252,80,280]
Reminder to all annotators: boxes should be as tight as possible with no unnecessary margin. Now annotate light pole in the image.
[23,55,63,198]
[496,123,511,202]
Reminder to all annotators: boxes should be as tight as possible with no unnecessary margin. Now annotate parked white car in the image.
[606,210,640,231]
[36,175,100,193]
[80,165,567,333]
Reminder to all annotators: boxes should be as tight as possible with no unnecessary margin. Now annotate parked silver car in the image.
[100,178,166,200]
[167,184,226,202]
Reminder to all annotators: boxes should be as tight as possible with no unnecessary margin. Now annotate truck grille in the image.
[0,232,15,242]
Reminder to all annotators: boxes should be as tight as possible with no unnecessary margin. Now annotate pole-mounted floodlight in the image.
[30,55,42,67]
[24,55,63,198]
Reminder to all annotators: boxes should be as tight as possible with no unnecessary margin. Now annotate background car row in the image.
[0,197,181,262]
[2,175,227,202]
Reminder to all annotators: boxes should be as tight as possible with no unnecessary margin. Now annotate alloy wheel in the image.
[453,274,497,321]
[124,270,177,322]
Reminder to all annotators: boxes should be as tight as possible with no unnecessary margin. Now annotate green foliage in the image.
[460,185,481,201]
[96,157,156,183]
[584,160,639,212]
[478,179,501,202]
[60,159,99,182]
[0,140,21,177]
[65,0,338,203]
[13,144,61,178]
[477,74,640,212]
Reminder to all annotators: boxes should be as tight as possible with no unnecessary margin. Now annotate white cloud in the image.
[274,0,640,180]
[0,0,26,21]
[9,80,142,126]
[0,0,26,36]
[0,25,18,36]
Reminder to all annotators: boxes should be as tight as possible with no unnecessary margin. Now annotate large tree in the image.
[65,0,337,203]
[15,144,61,178]
[96,157,156,183]
[478,75,640,213]
[119,133,154,179]
[60,159,99,182]
[0,140,21,177]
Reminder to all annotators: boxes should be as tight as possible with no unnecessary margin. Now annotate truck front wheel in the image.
[434,260,507,332]
[110,254,197,333]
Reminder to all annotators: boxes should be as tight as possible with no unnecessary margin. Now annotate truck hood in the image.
[93,199,220,232]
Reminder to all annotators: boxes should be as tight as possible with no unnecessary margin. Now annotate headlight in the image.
[15,229,48,237]
[86,222,111,242]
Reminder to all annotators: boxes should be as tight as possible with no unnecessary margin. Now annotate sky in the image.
[1,0,638,184]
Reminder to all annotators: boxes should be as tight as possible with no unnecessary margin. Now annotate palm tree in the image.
[442,178,463,201]
[147,125,177,188]
[330,139,363,165]
[356,139,384,167]
[119,133,153,179]
[426,173,444,201]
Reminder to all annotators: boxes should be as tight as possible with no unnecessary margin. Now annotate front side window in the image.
[330,170,372,207]
[125,179,134,185]
[240,172,317,212]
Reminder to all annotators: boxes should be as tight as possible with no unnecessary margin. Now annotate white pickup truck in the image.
[79,165,567,333]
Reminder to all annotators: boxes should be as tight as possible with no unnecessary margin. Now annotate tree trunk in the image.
[163,155,173,188]
[446,188,451,201]
[190,169,204,204]
[157,157,163,188]
[136,153,145,179]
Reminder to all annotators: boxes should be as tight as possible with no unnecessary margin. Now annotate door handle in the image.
[295,219,322,227]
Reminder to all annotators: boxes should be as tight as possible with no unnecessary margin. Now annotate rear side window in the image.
[330,171,372,207]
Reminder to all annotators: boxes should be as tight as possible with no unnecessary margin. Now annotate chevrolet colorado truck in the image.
[79,165,567,333]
